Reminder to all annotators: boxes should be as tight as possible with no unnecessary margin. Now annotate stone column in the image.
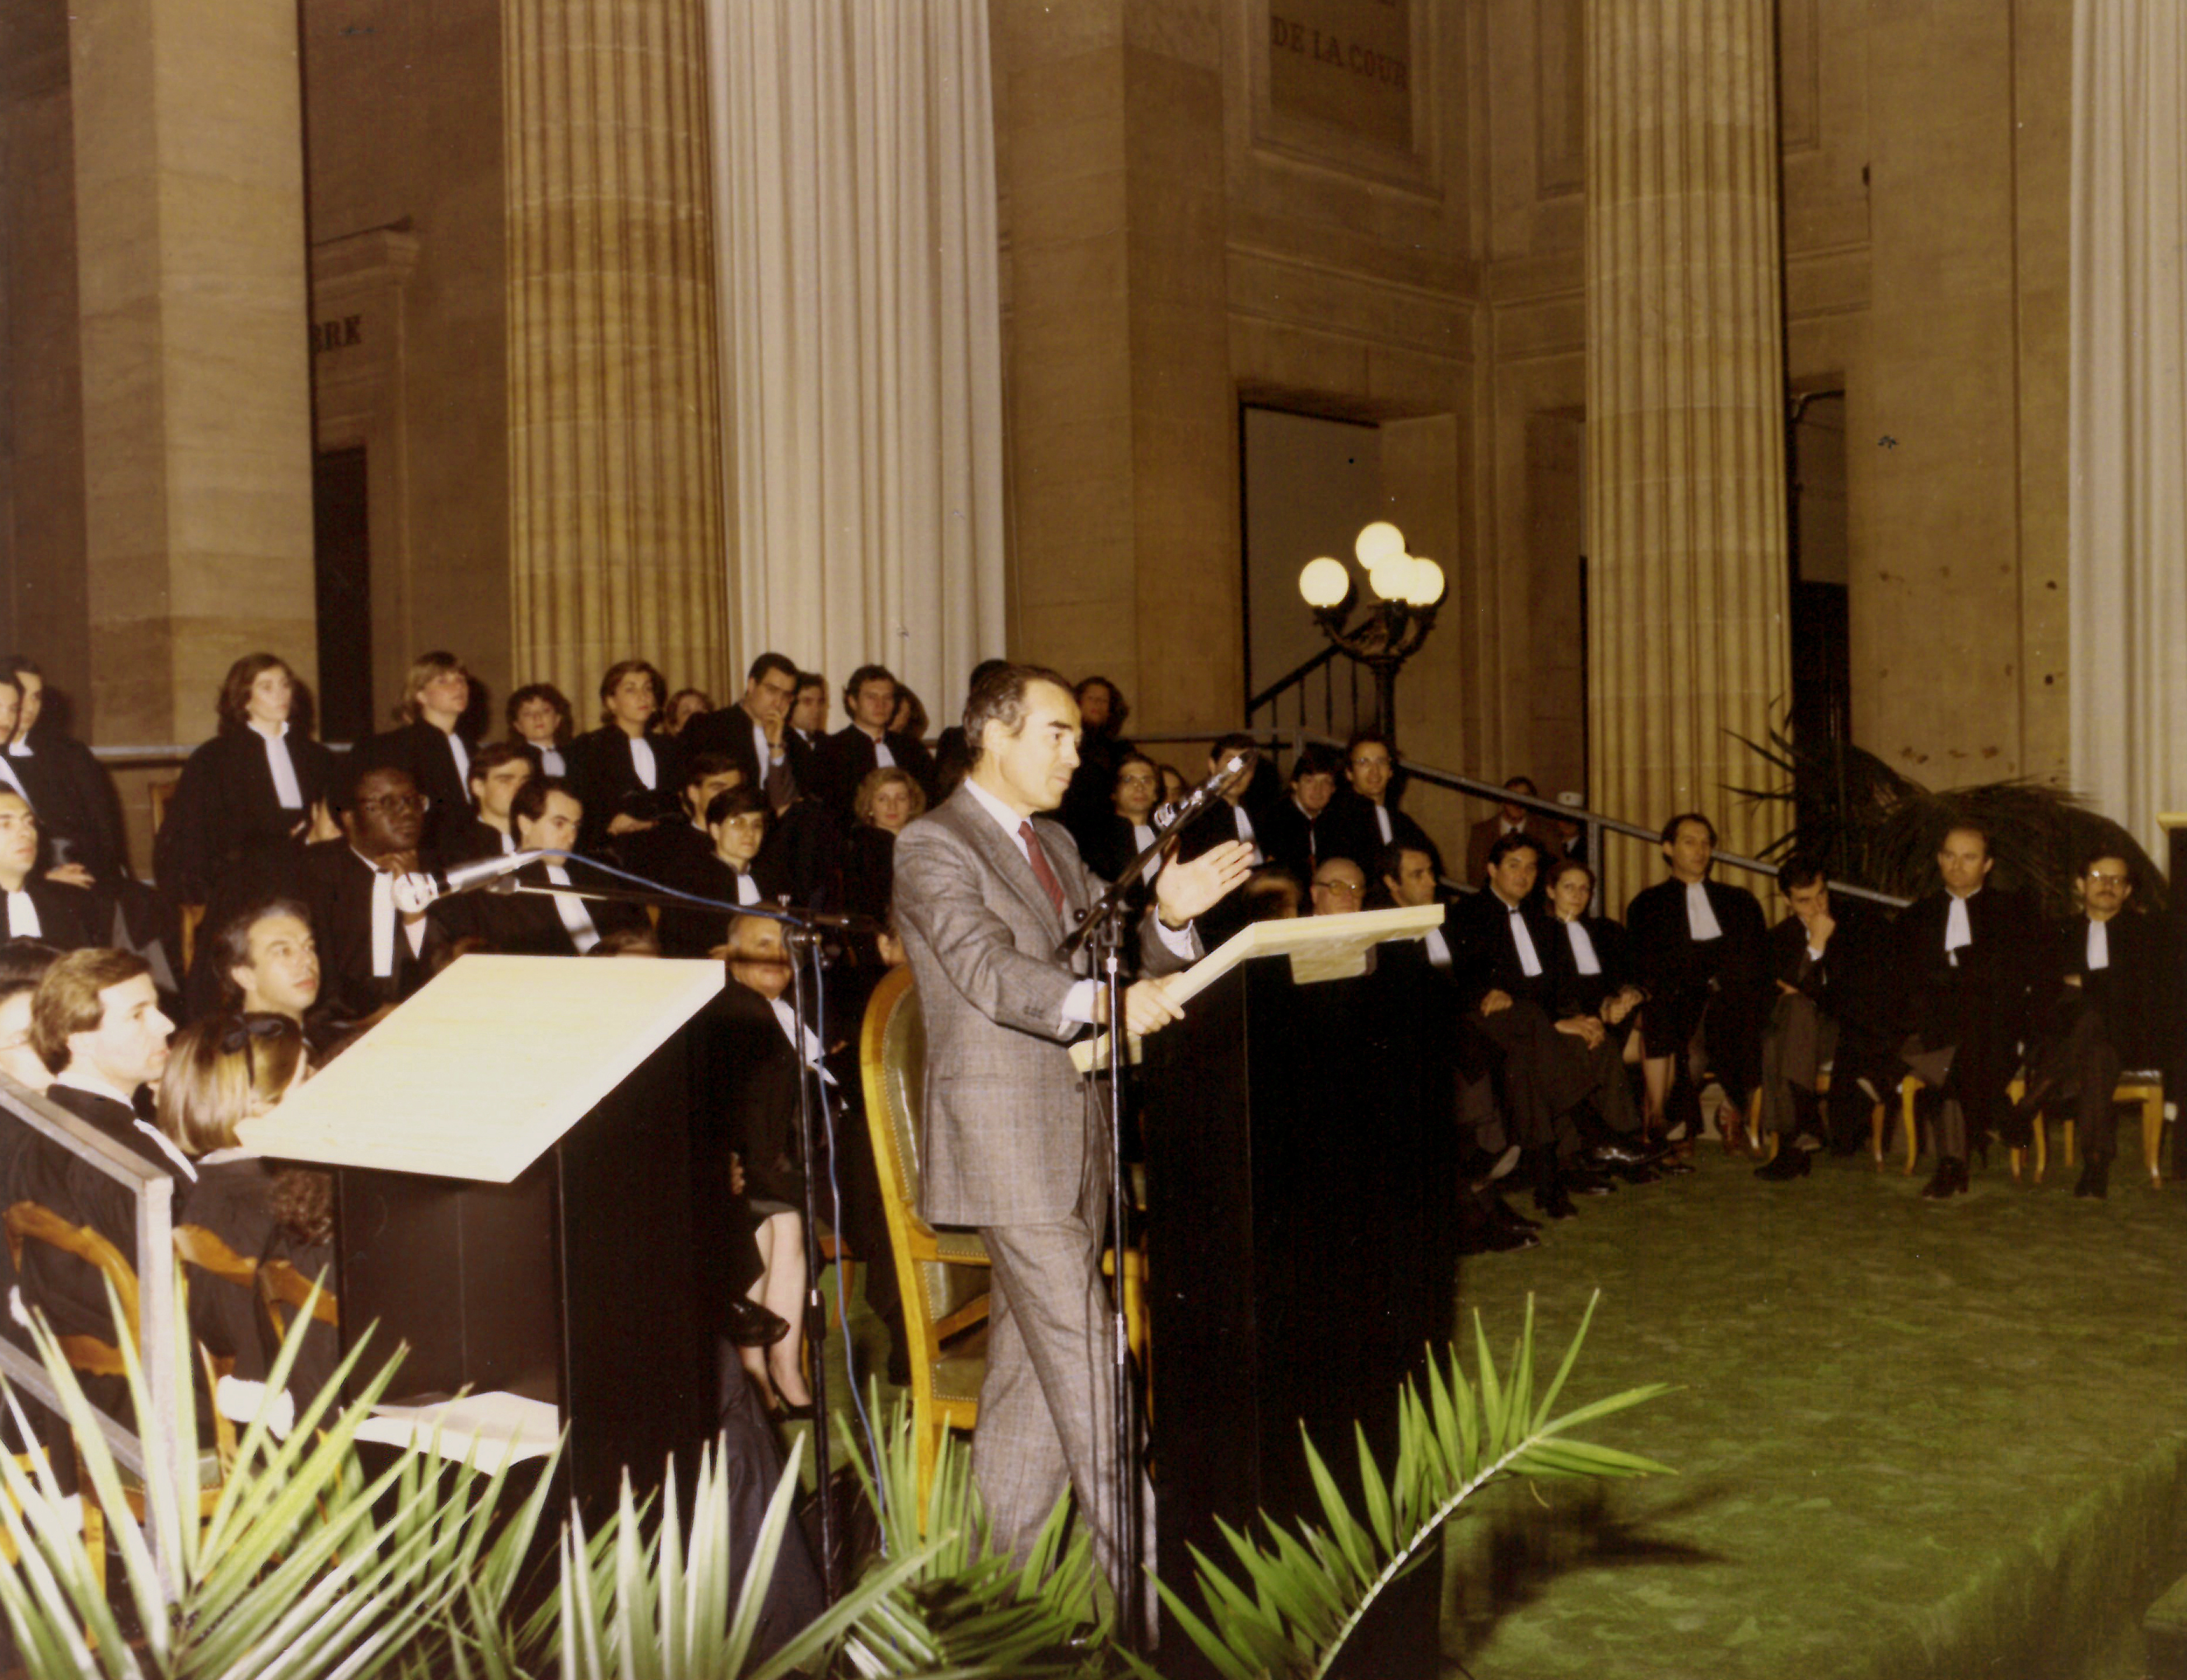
[68,0,317,744]
[505,0,728,705]
[1584,0,1791,890]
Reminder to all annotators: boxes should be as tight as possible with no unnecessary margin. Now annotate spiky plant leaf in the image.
[1160,1294,1670,1680]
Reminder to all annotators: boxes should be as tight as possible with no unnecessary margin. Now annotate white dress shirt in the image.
[358,848,427,976]
[1564,918,1602,975]
[2087,918,2110,970]
[536,745,566,778]
[1504,900,1544,977]
[545,862,600,952]
[4,889,39,940]
[629,735,657,790]
[0,753,32,808]
[767,994,836,1085]
[1944,889,1976,966]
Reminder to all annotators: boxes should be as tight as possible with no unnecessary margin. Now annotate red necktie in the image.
[1018,820,1067,916]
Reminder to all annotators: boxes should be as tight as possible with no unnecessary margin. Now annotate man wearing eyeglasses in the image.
[1308,855,1368,916]
[2019,853,2174,1198]
[299,766,455,1026]
[1323,730,1436,881]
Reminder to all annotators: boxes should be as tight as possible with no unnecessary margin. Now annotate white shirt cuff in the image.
[1062,979,1099,1027]
[1154,916,1196,960]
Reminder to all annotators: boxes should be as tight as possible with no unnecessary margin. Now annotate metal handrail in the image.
[1244,645,1342,715]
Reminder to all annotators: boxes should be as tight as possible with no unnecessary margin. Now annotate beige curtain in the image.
[2070,0,2187,859]
[704,0,1006,716]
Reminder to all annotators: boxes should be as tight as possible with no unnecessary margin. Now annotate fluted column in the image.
[505,0,728,704]
[1585,0,1791,892]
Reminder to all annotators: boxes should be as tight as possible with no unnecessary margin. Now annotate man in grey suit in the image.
[893,663,1253,1593]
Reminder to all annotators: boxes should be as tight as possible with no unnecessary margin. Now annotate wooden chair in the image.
[172,1224,257,1381]
[259,1258,340,1337]
[857,966,990,1507]
[1895,1073,2026,1176]
[2008,1071,2167,1187]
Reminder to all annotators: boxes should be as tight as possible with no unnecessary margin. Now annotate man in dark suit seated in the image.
[9,951,181,1383]
[679,652,812,815]
[2022,850,2174,1198]
[3,660,127,889]
[1464,776,1557,886]
[299,766,455,1028]
[0,792,95,949]
[456,778,650,957]
[1754,856,1896,1178]
[1323,730,1436,878]
[440,741,536,867]
[1888,822,2050,1200]
[1256,745,1344,888]
[1450,833,1641,1221]
[812,665,936,820]
[892,662,1250,1595]
[1626,812,1769,1145]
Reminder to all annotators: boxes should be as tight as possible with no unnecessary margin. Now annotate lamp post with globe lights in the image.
[1296,521,1445,752]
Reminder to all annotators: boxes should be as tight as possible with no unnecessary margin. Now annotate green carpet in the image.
[1441,1147,2187,1680]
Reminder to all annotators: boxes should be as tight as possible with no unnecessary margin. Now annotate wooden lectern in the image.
[1126,907,1452,1593]
[240,954,728,1514]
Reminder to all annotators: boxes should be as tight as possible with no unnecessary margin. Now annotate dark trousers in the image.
[1471,1001,1627,1154]
[2025,996,2128,1162]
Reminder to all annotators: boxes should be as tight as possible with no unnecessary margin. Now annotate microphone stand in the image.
[514,867,878,1604]
[1055,808,1217,1652]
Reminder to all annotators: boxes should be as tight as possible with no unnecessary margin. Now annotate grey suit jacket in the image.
[893,786,1195,1226]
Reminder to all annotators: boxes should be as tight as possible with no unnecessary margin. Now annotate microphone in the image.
[1152,750,1255,834]
[390,849,546,914]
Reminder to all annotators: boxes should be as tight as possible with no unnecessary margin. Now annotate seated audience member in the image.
[1080,752,1165,886]
[9,951,179,1414]
[1377,842,1453,969]
[1626,813,1768,1145]
[507,683,575,778]
[459,778,648,957]
[889,686,929,746]
[1324,731,1436,876]
[1754,857,1895,1178]
[681,652,811,813]
[157,1012,337,1408]
[4,658,127,886]
[839,767,925,926]
[663,688,714,736]
[570,659,683,847]
[1309,856,1368,917]
[210,899,323,1033]
[158,654,339,917]
[357,652,479,860]
[441,741,535,865]
[622,753,747,888]
[790,672,829,748]
[928,658,1009,801]
[1258,746,1345,886]
[713,914,819,1416]
[1889,822,2049,1200]
[1451,835,1644,1220]
[657,788,789,957]
[1060,675,1133,844]
[299,766,454,1027]
[2019,850,2172,1198]
[814,665,936,820]
[0,940,61,1092]
[1465,776,1556,885]
[0,792,94,949]
[1543,858,1644,1033]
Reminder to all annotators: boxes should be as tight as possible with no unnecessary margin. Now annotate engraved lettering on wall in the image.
[1267,0,1415,153]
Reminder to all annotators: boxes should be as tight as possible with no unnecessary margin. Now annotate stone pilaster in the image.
[505,0,727,704]
[1584,0,1791,890]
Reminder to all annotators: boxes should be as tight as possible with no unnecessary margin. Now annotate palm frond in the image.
[1155,1293,1670,1680]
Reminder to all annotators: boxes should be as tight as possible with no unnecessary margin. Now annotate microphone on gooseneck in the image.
[1152,751,1254,835]
[390,850,545,914]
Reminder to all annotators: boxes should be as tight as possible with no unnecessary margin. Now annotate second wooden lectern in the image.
[240,954,730,1515]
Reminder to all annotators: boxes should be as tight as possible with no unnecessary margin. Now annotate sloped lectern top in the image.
[1069,902,1442,1073]
[238,954,727,1182]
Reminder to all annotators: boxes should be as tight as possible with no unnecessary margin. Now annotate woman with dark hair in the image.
[570,659,683,849]
[1543,857,1645,1033]
[356,651,479,859]
[158,657,343,1014]
[156,1011,339,1412]
[655,787,790,956]
[839,766,925,925]
[887,685,929,745]
[506,682,575,777]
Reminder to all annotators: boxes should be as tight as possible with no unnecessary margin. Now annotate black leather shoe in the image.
[1920,1157,1969,1200]
[1532,1189,1579,1221]
[1561,1166,1618,1195]
[725,1297,793,1348]
[1587,1138,1665,1168]
[1756,1145,1811,1181]
[1487,1193,1541,1232]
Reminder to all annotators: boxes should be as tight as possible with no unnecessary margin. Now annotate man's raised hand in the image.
[1154,838,1255,927]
